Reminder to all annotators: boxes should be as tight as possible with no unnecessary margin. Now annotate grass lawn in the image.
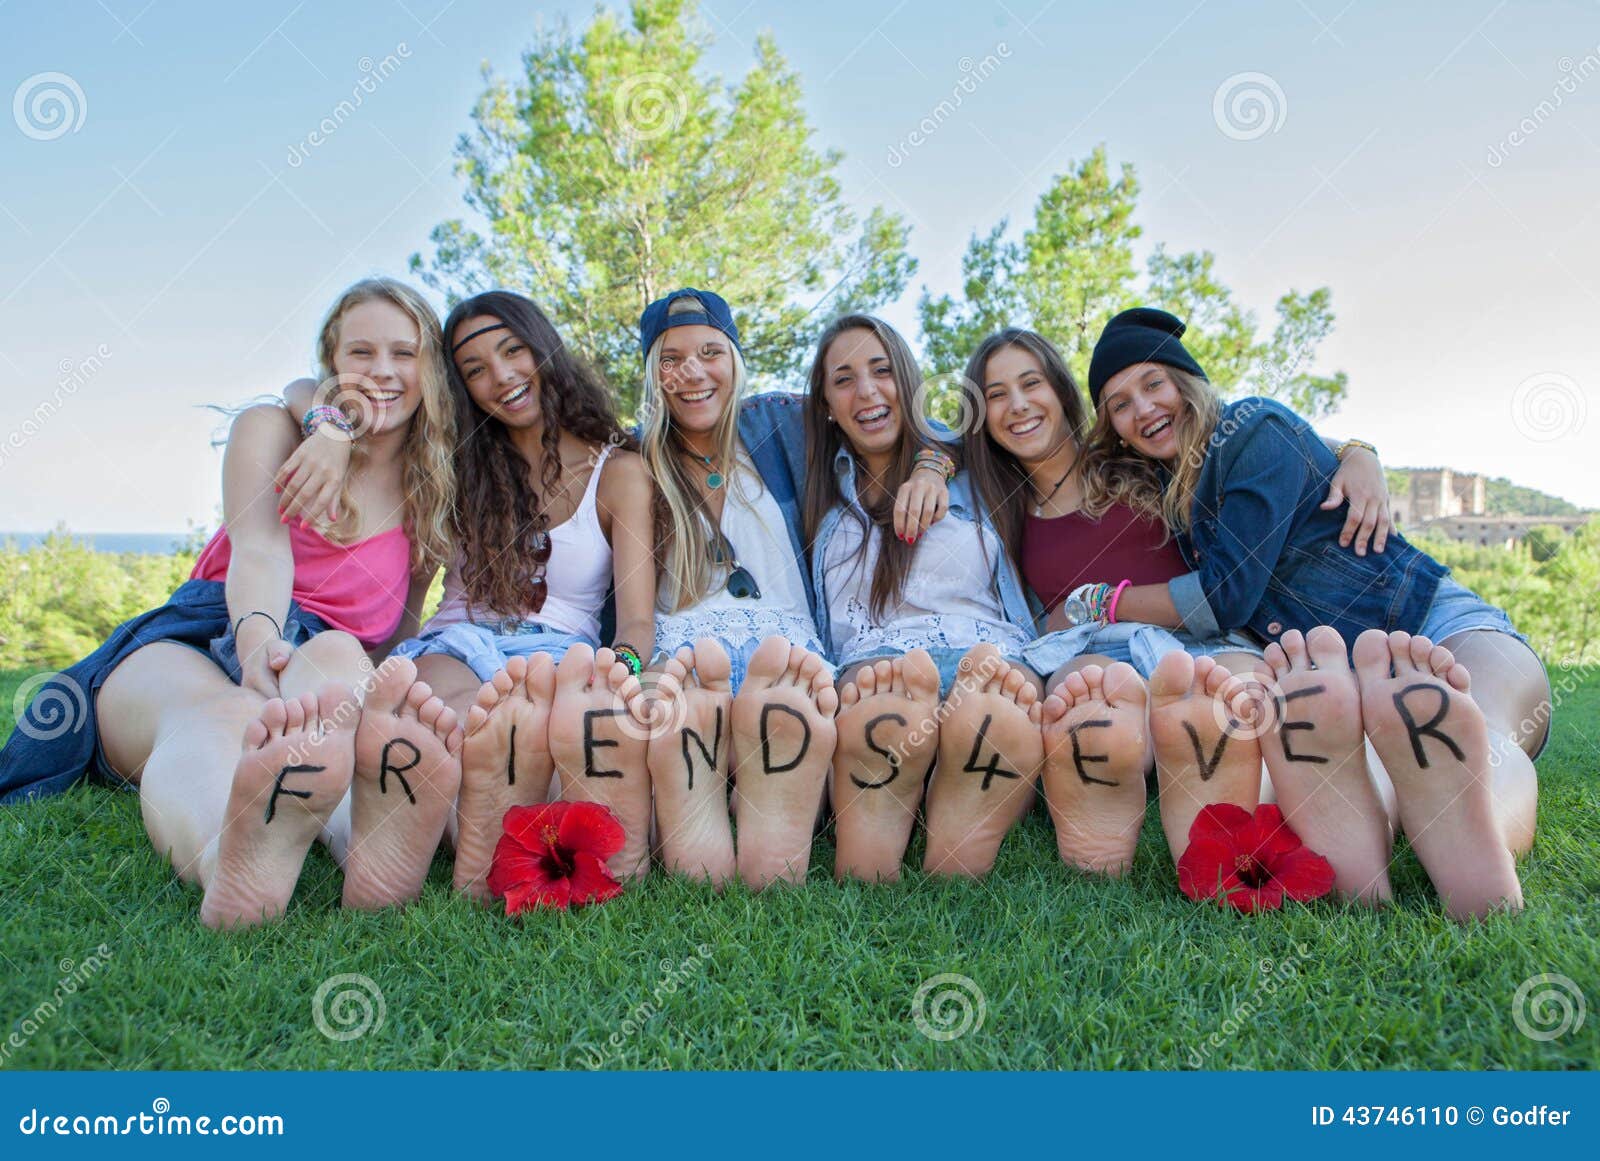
[1,664,1596,1071]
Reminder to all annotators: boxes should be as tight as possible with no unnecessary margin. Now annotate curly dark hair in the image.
[442,291,635,618]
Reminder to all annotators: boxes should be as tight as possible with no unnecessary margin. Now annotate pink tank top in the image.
[191,519,412,649]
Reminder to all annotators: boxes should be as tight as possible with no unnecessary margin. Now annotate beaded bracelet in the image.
[911,448,956,482]
[612,643,645,677]
[301,404,356,440]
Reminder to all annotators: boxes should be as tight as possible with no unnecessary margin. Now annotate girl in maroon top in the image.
[960,328,1392,876]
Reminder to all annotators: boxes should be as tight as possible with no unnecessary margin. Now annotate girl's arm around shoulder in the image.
[596,449,659,655]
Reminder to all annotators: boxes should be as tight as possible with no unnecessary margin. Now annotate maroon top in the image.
[1022,503,1187,611]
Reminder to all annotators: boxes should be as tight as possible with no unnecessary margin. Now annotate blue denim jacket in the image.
[809,446,1039,651]
[1166,397,1446,644]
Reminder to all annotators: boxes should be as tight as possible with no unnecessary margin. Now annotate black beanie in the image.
[1087,307,1208,406]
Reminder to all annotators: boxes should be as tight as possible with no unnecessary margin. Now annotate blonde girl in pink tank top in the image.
[278,291,659,896]
[0,278,477,930]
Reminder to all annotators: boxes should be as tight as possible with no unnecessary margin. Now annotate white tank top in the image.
[429,444,615,642]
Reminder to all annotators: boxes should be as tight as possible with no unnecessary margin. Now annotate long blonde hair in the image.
[314,278,455,573]
[640,295,749,612]
[1079,367,1220,535]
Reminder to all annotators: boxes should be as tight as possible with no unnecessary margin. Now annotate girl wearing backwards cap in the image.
[1075,307,1548,921]
[278,291,659,894]
[959,326,1392,878]
[636,289,949,889]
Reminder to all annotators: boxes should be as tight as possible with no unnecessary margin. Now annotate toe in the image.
[741,637,790,693]
[1263,642,1290,681]
[283,693,308,733]
[692,638,733,694]
[900,649,942,705]
[1040,692,1070,725]
[816,683,840,717]
[525,652,557,700]
[260,697,289,738]
[554,643,596,693]
[1388,631,1418,674]
[1148,649,1196,703]
[838,680,862,709]
[1101,662,1146,708]
[244,716,271,750]
[503,655,529,685]
[1304,625,1348,670]
[368,655,419,715]
[1427,642,1456,677]
[1408,632,1436,672]
[1352,629,1394,687]
[1280,629,1309,671]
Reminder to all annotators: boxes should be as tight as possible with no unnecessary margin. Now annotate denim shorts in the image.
[393,619,591,682]
[653,632,836,694]
[1418,576,1529,647]
[1023,622,1264,681]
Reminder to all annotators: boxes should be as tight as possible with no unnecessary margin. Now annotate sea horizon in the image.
[2,531,196,555]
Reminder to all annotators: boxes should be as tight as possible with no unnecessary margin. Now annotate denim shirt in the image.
[809,446,1039,651]
[1166,397,1446,644]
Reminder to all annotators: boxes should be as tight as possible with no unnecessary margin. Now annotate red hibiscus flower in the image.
[486,801,626,914]
[1177,803,1335,913]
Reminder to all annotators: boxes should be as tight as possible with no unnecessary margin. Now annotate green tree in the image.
[413,0,915,413]
[918,146,1347,417]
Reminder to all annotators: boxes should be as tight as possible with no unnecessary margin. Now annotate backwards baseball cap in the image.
[1087,307,1208,406]
[638,287,741,357]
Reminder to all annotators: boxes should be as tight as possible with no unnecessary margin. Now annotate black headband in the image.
[451,322,508,355]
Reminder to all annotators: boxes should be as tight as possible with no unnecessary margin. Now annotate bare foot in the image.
[923,645,1043,878]
[201,686,358,929]
[1257,627,1392,905]
[454,654,557,900]
[831,649,942,883]
[1353,629,1521,920]
[1150,651,1262,867]
[731,636,838,888]
[648,641,735,886]
[549,644,652,881]
[1040,662,1150,876]
[343,657,463,910]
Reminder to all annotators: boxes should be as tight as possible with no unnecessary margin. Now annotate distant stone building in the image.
[1392,467,1588,547]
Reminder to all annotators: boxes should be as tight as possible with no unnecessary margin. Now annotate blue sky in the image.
[1,0,1595,531]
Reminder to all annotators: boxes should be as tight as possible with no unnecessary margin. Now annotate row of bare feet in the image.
[1043,626,1523,921]
[199,625,1522,928]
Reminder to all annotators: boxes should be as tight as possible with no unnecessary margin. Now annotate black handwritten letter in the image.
[849,712,906,789]
[1181,722,1229,782]
[1278,685,1329,764]
[265,763,324,824]
[379,737,420,804]
[1068,719,1117,787]
[583,708,624,778]
[1393,683,1465,769]
[679,706,723,790]
[760,703,810,774]
[961,713,1020,791]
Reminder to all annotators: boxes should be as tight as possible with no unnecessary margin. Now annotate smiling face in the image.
[331,298,424,435]
[981,344,1069,463]
[655,323,734,435]
[451,315,542,426]
[822,327,903,461]
[1101,361,1184,461]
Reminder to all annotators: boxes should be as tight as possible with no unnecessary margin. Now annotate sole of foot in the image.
[201,686,358,929]
[1353,628,1521,920]
[1040,662,1150,877]
[731,636,839,888]
[1258,627,1392,905]
[923,645,1043,878]
[549,644,652,881]
[648,640,736,887]
[343,657,464,910]
[454,653,557,900]
[831,649,942,883]
[1150,650,1263,868]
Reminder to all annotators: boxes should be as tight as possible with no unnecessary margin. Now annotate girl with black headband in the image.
[279,291,658,894]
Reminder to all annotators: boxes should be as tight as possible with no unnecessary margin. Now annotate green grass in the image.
[1,666,1596,1071]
